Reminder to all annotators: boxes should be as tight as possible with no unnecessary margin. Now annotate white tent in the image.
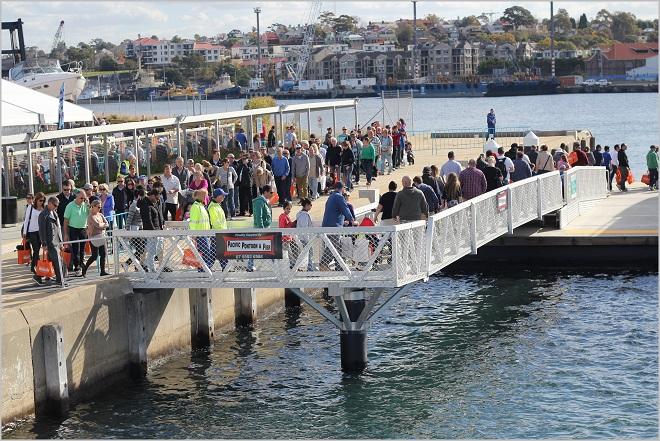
[523,130,540,147]
[483,138,500,153]
[1,79,94,127]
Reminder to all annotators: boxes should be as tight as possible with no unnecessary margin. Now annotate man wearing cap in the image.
[291,145,310,199]
[337,127,349,144]
[209,188,229,270]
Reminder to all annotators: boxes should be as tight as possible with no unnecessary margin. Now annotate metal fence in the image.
[111,169,590,290]
[406,126,531,155]
[559,166,608,228]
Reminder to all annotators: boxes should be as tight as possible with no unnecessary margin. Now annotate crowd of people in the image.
[18,116,654,286]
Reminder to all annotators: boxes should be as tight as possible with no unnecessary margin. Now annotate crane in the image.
[294,0,322,82]
[51,20,64,54]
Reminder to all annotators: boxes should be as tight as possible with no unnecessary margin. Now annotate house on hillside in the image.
[586,42,659,78]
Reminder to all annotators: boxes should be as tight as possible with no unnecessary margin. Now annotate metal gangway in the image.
[112,167,608,371]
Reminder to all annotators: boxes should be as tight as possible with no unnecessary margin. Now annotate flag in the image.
[57,83,65,130]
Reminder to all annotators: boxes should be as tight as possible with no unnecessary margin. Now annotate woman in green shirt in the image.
[360,137,376,186]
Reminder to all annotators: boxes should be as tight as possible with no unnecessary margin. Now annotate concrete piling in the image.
[42,324,69,417]
[126,292,147,378]
[192,288,215,348]
[339,290,368,372]
[234,288,257,326]
[284,288,301,308]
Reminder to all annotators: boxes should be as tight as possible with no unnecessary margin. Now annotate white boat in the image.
[7,58,86,102]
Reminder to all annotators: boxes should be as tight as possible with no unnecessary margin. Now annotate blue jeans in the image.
[227,188,236,217]
[233,187,240,212]
[342,165,353,189]
[487,127,496,139]
[209,237,227,270]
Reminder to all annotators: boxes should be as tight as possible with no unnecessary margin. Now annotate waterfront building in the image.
[585,42,659,78]
[126,37,223,66]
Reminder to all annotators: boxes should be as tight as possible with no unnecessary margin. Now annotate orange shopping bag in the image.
[35,251,55,279]
[182,248,201,268]
[17,240,31,264]
[85,240,92,255]
[61,247,72,267]
[270,192,279,205]
[641,173,651,185]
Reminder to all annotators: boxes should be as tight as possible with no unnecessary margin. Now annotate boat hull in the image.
[14,72,86,101]
[205,86,242,99]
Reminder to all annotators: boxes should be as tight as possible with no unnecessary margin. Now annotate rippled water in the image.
[4,271,657,439]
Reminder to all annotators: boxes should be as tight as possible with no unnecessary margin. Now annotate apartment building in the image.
[127,37,223,65]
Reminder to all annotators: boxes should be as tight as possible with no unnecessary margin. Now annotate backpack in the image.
[119,160,129,175]
[496,157,508,181]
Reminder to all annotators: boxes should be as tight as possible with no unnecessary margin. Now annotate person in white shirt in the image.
[496,147,515,184]
[22,192,45,273]
[161,164,181,221]
[295,197,316,271]
[440,151,463,179]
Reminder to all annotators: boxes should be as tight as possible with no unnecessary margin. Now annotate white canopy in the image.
[1,79,94,128]
[483,138,500,153]
[523,130,540,147]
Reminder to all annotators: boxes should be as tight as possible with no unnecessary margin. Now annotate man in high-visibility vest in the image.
[208,188,228,269]
[188,189,214,271]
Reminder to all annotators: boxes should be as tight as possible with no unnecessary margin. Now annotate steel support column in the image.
[133,129,139,176]
[26,142,35,195]
[332,106,337,137]
[338,289,368,372]
[83,135,90,184]
[215,119,221,152]
[307,108,312,139]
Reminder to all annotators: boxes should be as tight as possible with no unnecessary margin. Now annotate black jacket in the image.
[422,172,443,198]
[326,144,342,167]
[618,150,629,168]
[139,198,163,231]
[267,129,276,148]
[56,192,75,227]
[112,186,128,212]
[236,161,252,187]
[38,208,62,247]
[340,148,355,166]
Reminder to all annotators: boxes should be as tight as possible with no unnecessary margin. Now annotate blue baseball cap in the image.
[213,188,228,198]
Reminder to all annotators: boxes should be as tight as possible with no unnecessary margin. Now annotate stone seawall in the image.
[1,278,284,424]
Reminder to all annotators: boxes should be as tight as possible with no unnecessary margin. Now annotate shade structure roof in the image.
[1,79,94,127]
[483,138,500,153]
[523,130,540,146]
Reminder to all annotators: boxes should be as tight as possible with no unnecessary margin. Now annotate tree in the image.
[171,35,182,43]
[150,35,158,40]
[553,8,573,35]
[396,22,413,48]
[319,11,336,26]
[501,6,537,30]
[162,67,183,86]
[90,38,115,51]
[122,58,137,70]
[593,9,613,28]
[570,18,577,29]
[98,55,117,71]
[333,14,358,33]
[611,11,638,41]
[425,13,440,27]
[244,96,276,127]
[578,14,589,29]
[460,15,480,27]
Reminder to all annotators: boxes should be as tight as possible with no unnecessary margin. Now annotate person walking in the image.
[63,189,89,275]
[379,128,393,175]
[236,153,253,216]
[484,156,504,192]
[486,108,496,140]
[139,189,164,272]
[308,144,324,200]
[161,164,181,221]
[458,159,487,200]
[295,198,316,271]
[218,158,238,218]
[22,191,45,274]
[188,189,215,271]
[35,196,66,287]
[510,151,533,182]
[56,180,75,235]
[360,136,376,187]
[112,177,128,229]
[374,181,398,225]
[291,145,311,199]
[339,141,355,190]
[349,132,363,184]
[413,176,440,214]
[272,147,290,206]
[441,173,463,209]
[82,199,110,277]
[248,185,274,271]
[593,145,603,167]
[535,145,555,174]
[392,176,429,223]
[496,147,515,185]
[267,125,277,150]
[618,144,630,192]
[646,145,658,190]
[609,145,620,191]
[440,151,463,179]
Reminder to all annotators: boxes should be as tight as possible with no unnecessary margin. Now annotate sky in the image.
[2,1,658,52]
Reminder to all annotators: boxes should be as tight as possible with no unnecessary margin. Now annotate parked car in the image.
[597,79,611,86]
[583,79,597,86]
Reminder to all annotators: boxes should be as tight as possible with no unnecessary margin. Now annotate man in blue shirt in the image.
[321,182,356,270]
[486,109,496,140]
[235,128,248,149]
[271,148,290,206]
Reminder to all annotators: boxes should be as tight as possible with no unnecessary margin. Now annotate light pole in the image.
[412,0,418,80]
[254,7,262,82]
[550,1,555,79]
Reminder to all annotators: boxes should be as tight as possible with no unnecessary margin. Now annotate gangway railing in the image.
[113,169,581,289]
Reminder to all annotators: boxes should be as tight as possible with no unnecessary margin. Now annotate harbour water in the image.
[4,271,657,439]
[81,93,658,172]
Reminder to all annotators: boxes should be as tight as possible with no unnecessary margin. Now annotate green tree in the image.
[570,17,577,29]
[553,8,573,35]
[244,96,276,127]
[593,9,613,28]
[578,13,589,29]
[162,67,183,86]
[501,6,537,29]
[460,15,481,27]
[171,35,182,43]
[98,55,118,71]
[611,12,638,41]
[122,58,137,70]
[150,35,158,40]
[424,13,441,27]
[333,15,358,33]
[319,11,336,26]
[90,38,115,51]
[396,22,413,47]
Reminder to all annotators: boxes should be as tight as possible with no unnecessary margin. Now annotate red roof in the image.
[193,42,223,50]
[263,32,279,41]
[601,42,658,61]
[134,37,159,46]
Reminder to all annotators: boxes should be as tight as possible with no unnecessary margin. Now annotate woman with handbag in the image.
[22,192,45,273]
[82,200,110,277]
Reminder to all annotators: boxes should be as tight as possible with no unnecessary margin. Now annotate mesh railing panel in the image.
[473,191,508,247]
[510,181,538,228]
[575,167,608,202]
[429,207,472,273]
[539,172,564,213]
